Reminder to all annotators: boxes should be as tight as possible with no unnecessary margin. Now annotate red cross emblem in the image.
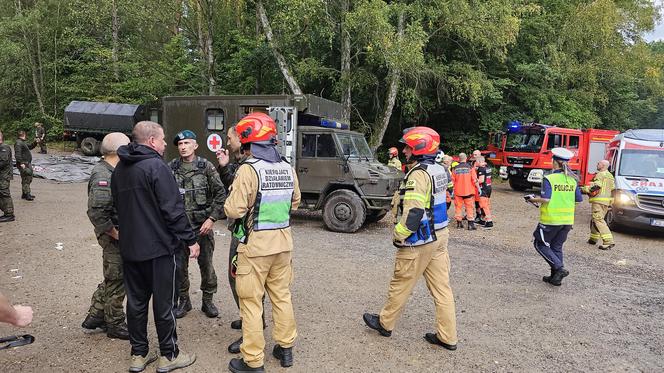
[206,134,223,152]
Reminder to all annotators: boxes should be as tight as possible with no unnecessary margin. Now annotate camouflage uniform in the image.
[14,138,35,196]
[0,143,14,217]
[86,160,126,327]
[35,126,46,154]
[169,157,226,304]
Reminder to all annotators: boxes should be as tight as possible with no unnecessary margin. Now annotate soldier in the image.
[582,160,615,250]
[363,126,458,351]
[0,130,15,222]
[81,132,130,340]
[14,130,36,201]
[34,122,47,154]
[169,130,227,319]
[224,112,301,373]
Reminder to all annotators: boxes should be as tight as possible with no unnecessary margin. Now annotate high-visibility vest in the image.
[540,173,577,226]
[232,158,295,244]
[588,170,615,205]
[395,162,449,247]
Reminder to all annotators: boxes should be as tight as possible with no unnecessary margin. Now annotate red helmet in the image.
[388,147,398,157]
[400,126,440,155]
[235,112,277,144]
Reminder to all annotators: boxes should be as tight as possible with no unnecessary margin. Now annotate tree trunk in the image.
[340,0,351,123]
[195,0,215,95]
[111,0,120,81]
[204,1,215,95]
[256,0,302,95]
[369,11,404,151]
[16,0,45,116]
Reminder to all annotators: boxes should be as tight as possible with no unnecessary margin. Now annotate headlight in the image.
[614,190,635,205]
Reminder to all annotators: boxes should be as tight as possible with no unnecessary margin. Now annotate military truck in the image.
[162,94,403,233]
[63,101,150,155]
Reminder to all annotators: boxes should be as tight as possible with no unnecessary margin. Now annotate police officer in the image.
[0,130,15,222]
[387,147,401,170]
[224,112,301,373]
[169,130,227,319]
[81,132,130,340]
[14,130,36,201]
[363,126,458,351]
[582,160,615,250]
[525,148,583,286]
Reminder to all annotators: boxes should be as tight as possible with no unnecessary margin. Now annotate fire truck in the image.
[491,122,619,190]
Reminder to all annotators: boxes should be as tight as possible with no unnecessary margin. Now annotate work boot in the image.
[228,358,264,373]
[107,323,130,340]
[272,345,293,368]
[424,332,457,351]
[156,352,196,373]
[598,243,615,250]
[174,296,191,319]
[0,214,15,222]
[81,314,105,330]
[467,221,477,230]
[456,220,464,229]
[24,194,35,201]
[474,216,484,225]
[362,313,391,337]
[483,221,494,229]
[230,319,242,330]
[542,268,555,283]
[201,298,219,318]
[587,238,597,245]
[128,350,158,372]
[228,337,242,354]
[548,268,569,286]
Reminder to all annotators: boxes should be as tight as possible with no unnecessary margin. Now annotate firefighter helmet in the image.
[388,147,398,157]
[399,127,440,156]
[235,112,277,144]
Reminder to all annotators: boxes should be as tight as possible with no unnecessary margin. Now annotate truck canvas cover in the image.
[64,101,148,134]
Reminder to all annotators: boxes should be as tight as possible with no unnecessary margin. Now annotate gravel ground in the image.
[1,152,663,372]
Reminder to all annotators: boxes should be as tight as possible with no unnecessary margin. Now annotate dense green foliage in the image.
[1,0,663,154]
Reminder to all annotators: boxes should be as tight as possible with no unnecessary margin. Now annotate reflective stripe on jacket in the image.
[586,170,615,205]
[540,173,577,225]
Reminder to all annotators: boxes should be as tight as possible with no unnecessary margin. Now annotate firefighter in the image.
[451,153,478,230]
[582,160,615,250]
[387,147,402,170]
[363,126,457,351]
[437,151,454,210]
[224,112,301,373]
[525,148,582,286]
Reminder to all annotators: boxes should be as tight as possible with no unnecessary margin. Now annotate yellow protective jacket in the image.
[387,157,402,170]
[224,160,301,258]
[393,166,431,244]
[582,170,615,206]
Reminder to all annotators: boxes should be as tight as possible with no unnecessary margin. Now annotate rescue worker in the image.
[437,151,454,210]
[451,153,478,230]
[387,147,402,170]
[0,130,15,222]
[475,156,493,229]
[363,126,457,351]
[582,160,615,250]
[224,112,301,373]
[525,148,582,286]
[82,132,130,340]
[470,149,482,220]
[14,130,36,201]
[34,122,47,154]
[169,130,227,319]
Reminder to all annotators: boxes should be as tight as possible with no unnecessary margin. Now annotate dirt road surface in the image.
[1,153,663,372]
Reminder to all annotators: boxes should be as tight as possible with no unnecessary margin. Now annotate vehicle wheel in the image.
[605,207,621,231]
[80,137,100,156]
[508,177,529,191]
[365,210,388,224]
[322,190,366,233]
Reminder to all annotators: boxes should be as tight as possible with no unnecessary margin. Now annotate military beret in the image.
[173,130,196,145]
[551,147,574,162]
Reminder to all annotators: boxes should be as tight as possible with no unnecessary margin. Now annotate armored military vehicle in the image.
[162,94,403,233]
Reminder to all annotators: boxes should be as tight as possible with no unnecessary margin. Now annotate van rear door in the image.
[269,107,297,168]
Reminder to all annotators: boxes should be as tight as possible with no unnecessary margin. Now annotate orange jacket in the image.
[451,162,478,197]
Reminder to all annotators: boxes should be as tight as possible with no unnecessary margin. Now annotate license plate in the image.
[509,169,517,175]
[513,164,523,168]
[651,219,664,227]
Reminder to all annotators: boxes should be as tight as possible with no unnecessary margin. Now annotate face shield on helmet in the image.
[399,126,440,156]
[235,112,277,144]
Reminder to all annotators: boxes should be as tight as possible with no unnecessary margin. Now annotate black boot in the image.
[106,322,130,340]
[424,333,457,350]
[362,313,391,337]
[23,193,34,201]
[456,220,464,229]
[467,221,477,230]
[0,215,15,222]
[482,221,493,229]
[228,358,264,373]
[174,296,192,319]
[272,345,293,367]
[230,319,242,330]
[228,337,242,354]
[542,267,555,283]
[548,267,569,286]
[201,298,219,318]
[81,314,105,330]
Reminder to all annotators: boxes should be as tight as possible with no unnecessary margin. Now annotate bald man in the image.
[582,160,615,250]
[82,133,131,340]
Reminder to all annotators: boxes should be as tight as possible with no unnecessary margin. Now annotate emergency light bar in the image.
[299,115,350,130]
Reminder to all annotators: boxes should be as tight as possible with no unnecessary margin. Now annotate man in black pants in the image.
[112,121,199,373]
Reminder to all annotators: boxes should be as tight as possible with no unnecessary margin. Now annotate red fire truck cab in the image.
[495,123,619,190]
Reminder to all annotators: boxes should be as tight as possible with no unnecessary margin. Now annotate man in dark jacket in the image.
[14,130,35,201]
[0,130,15,222]
[112,121,198,373]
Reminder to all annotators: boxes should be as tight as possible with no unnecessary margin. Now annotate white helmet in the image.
[435,149,445,163]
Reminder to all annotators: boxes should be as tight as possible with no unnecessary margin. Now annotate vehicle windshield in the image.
[505,130,545,152]
[618,149,664,179]
[337,133,373,159]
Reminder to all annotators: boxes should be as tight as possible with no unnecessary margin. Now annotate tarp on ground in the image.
[13,155,100,183]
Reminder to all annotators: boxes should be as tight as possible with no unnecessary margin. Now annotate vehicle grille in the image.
[368,170,380,178]
[637,194,664,213]
[507,157,533,165]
